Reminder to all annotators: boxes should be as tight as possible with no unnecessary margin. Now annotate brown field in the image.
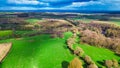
[0,43,12,62]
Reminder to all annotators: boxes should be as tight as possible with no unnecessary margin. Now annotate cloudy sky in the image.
[0,0,120,11]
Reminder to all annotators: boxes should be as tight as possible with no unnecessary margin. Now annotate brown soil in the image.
[0,43,12,62]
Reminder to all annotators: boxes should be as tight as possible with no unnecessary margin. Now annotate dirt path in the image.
[0,43,12,62]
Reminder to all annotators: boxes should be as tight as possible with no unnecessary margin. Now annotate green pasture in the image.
[25,18,41,23]
[0,32,74,68]
[0,30,13,37]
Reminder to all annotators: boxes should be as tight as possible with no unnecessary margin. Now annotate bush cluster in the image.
[84,55,98,68]
[105,59,119,68]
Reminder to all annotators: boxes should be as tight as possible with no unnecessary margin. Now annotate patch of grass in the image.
[0,31,119,68]
[76,44,120,67]
[25,18,41,23]
[71,34,120,67]
[0,32,74,68]
[109,19,120,26]
[0,30,13,37]
[72,18,93,23]
[14,30,38,37]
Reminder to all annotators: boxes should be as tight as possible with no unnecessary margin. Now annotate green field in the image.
[0,32,74,68]
[69,33,120,67]
[72,17,120,26]
[0,30,13,37]
[14,30,38,37]
[72,35,120,67]
[109,19,120,26]
[72,18,93,23]
[0,30,120,68]
[76,44,120,67]
[25,18,41,23]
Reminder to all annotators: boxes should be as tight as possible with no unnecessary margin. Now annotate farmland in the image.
[0,32,74,68]
[25,18,41,23]
[0,30,13,37]
[0,12,120,68]
[78,44,120,67]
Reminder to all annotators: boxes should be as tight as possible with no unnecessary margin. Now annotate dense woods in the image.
[104,59,119,68]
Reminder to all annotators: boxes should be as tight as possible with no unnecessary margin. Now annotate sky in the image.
[0,0,120,12]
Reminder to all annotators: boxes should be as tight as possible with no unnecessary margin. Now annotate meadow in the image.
[72,17,120,26]
[72,35,120,67]
[0,16,120,68]
[0,32,75,68]
[108,19,120,26]
[0,30,13,37]
[25,18,40,23]
[78,44,120,67]
[0,31,119,68]
[72,18,93,23]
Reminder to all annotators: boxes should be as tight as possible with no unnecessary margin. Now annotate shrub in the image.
[105,60,113,68]
[51,34,57,38]
[71,27,79,34]
[84,55,93,64]
[74,47,84,57]
[87,63,98,68]
[59,33,64,38]
[68,57,83,68]
[67,37,75,49]
[115,45,120,55]
[112,59,119,68]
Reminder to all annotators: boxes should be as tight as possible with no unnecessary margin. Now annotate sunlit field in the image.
[0,13,120,68]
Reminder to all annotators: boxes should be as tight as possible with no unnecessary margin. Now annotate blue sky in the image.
[0,0,120,11]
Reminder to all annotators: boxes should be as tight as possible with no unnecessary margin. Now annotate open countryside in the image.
[0,12,120,68]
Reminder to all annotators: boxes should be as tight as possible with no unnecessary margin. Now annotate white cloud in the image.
[10,7,37,10]
[0,6,76,10]
[8,0,49,6]
[0,6,36,10]
[65,1,104,8]
[1,0,120,11]
[62,0,120,11]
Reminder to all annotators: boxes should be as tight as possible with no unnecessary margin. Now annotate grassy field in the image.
[25,18,41,23]
[72,17,120,26]
[109,19,120,26]
[14,30,38,37]
[97,19,120,26]
[0,30,13,37]
[0,30,120,68]
[71,35,120,67]
[72,18,93,23]
[75,44,120,67]
[0,32,74,68]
